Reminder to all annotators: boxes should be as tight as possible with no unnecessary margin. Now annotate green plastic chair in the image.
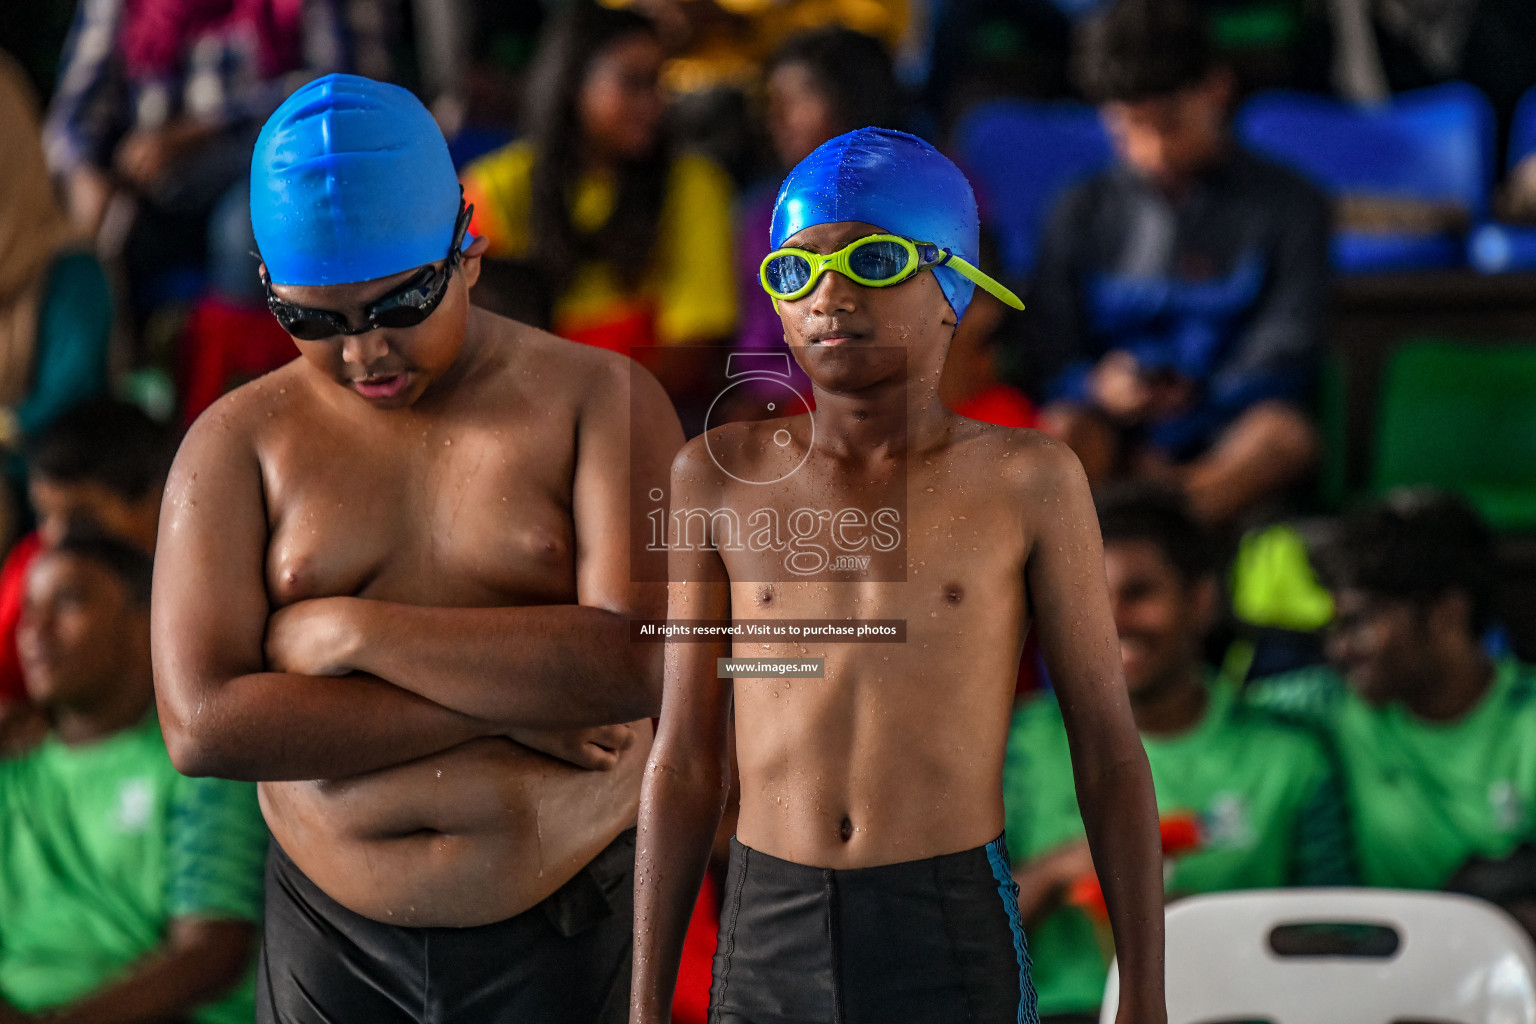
[1372,340,1536,531]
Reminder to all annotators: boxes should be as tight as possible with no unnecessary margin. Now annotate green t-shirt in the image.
[0,714,267,1024]
[1247,657,1536,892]
[1003,678,1352,1016]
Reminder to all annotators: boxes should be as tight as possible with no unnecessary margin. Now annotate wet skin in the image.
[631,223,1165,1022]
[151,242,683,926]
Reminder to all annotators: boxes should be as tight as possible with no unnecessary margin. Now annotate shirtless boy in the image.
[151,75,682,1023]
[631,128,1166,1024]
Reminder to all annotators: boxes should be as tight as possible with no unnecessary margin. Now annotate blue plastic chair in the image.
[952,100,1113,279]
[1468,84,1536,273]
[1237,82,1495,273]
[1510,85,1536,172]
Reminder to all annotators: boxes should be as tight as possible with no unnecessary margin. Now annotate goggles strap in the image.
[940,252,1025,310]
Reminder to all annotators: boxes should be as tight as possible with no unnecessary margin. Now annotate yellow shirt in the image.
[462,140,738,350]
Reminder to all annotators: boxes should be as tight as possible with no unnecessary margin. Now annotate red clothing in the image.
[671,868,721,1024]
[121,0,305,78]
[0,532,42,704]
[954,382,1039,430]
[179,296,296,426]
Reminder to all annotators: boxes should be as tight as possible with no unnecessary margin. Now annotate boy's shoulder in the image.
[951,421,1086,497]
[483,312,644,394]
[183,358,306,453]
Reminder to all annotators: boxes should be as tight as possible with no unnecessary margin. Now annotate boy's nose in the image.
[808,269,859,316]
[340,329,390,368]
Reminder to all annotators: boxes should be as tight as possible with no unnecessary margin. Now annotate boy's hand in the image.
[507,723,638,771]
[264,598,362,677]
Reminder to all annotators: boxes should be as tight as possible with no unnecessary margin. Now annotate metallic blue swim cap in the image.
[770,127,981,321]
[252,74,467,286]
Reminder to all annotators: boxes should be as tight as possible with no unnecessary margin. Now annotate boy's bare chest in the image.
[719,468,1030,622]
[260,412,578,608]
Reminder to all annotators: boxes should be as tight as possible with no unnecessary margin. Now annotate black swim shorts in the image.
[256,827,636,1023]
[709,833,1040,1024]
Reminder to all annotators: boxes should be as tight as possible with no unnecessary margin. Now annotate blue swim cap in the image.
[252,74,467,286]
[770,128,981,321]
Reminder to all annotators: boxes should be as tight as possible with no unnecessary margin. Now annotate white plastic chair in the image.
[1100,889,1536,1024]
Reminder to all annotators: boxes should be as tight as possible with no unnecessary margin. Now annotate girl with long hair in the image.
[463,2,737,361]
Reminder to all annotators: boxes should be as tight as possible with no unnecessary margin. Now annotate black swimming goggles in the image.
[261,197,474,342]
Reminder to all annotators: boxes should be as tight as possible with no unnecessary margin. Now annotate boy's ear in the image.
[459,234,491,291]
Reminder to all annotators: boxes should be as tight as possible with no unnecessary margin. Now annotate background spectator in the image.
[1248,489,1536,920]
[1006,485,1351,1022]
[0,55,112,537]
[0,529,266,1024]
[1026,0,1328,525]
[42,0,356,328]
[727,26,903,419]
[462,0,737,425]
[0,399,174,716]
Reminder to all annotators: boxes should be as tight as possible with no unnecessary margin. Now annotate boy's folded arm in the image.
[151,410,492,782]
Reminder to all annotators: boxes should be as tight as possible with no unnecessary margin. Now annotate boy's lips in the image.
[352,373,411,399]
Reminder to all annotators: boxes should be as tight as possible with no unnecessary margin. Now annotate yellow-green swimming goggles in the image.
[759,233,1023,309]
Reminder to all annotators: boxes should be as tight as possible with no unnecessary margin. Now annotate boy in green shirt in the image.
[0,531,266,1024]
[1005,487,1352,1022]
[1249,490,1536,903]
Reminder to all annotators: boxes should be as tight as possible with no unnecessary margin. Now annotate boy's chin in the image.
[793,342,907,390]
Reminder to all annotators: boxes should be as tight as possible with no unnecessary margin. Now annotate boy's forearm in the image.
[630,756,730,1024]
[1077,747,1166,1019]
[160,669,489,781]
[341,600,661,727]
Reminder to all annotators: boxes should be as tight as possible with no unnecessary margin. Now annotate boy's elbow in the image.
[163,723,228,778]
[156,685,240,778]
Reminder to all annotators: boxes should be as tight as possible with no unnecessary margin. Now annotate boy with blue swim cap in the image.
[152,74,685,1024]
[632,128,1166,1024]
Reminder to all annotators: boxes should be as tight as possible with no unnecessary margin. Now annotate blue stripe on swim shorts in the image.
[986,833,1041,1024]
